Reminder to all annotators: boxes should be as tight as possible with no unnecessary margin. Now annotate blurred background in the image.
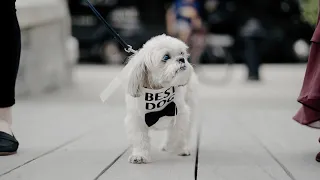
[67,0,319,81]
[4,1,319,178]
[14,0,320,96]
[68,0,316,65]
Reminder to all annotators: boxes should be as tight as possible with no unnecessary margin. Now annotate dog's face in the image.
[144,35,192,88]
[127,34,193,97]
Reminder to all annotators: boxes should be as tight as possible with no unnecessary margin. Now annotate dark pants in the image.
[0,1,21,107]
[243,38,261,78]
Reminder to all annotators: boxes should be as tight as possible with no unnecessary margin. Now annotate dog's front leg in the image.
[125,115,151,164]
[162,111,191,156]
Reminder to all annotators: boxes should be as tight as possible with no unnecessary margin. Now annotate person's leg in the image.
[0,2,21,155]
[243,37,261,80]
[0,108,13,134]
[189,32,205,65]
[176,20,192,44]
[317,137,320,162]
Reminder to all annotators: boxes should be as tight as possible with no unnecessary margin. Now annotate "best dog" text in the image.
[145,87,175,110]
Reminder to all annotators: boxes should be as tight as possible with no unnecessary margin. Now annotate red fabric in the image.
[311,1,320,43]
[297,43,320,105]
[294,1,320,127]
[293,42,320,128]
[311,23,320,43]
[295,5,320,160]
[293,105,320,126]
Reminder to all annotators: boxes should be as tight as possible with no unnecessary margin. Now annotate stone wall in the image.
[15,0,79,96]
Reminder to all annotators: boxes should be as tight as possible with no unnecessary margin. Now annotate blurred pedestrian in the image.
[293,0,320,162]
[0,0,21,155]
[240,18,266,81]
[165,0,206,64]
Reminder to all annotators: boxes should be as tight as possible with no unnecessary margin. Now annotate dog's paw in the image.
[161,145,175,153]
[160,143,175,152]
[177,149,191,156]
[128,154,150,164]
[160,145,169,152]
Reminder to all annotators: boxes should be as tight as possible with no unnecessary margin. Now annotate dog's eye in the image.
[180,52,184,55]
[162,54,170,61]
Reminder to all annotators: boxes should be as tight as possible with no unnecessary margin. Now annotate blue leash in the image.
[85,0,136,54]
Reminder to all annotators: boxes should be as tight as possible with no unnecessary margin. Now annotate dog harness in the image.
[139,86,178,127]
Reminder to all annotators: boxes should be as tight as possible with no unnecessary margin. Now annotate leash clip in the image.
[124,45,137,54]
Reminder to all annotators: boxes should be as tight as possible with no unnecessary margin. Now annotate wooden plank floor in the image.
[98,129,198,180]
[0,65,319,180]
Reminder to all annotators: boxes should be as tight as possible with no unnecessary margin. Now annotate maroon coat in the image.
[311,2,320,43]
[293,1,320,128]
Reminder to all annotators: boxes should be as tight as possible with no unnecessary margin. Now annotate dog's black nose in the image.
[178,58,185,63]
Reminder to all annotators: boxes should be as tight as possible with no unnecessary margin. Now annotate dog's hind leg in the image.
[161,110,192,156]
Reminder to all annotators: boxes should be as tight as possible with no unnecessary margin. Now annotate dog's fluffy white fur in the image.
[124,34,198,164]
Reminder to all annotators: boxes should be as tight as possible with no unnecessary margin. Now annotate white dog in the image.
[124,34,198,164]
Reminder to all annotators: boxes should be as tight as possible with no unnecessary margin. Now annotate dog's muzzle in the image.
[180,65,187,70]
[175,66,186,74]
[178,58,185,63]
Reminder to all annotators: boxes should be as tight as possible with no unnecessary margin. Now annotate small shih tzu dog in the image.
[124,34,198,164]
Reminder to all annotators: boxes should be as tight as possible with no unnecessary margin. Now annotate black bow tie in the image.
[145,102,178,127]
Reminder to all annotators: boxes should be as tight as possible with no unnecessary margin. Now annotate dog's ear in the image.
[127,52,146,97]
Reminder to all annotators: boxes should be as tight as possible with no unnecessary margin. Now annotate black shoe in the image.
[248,75,260,81]
[0,131,19,156]
[316,138,320,162]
